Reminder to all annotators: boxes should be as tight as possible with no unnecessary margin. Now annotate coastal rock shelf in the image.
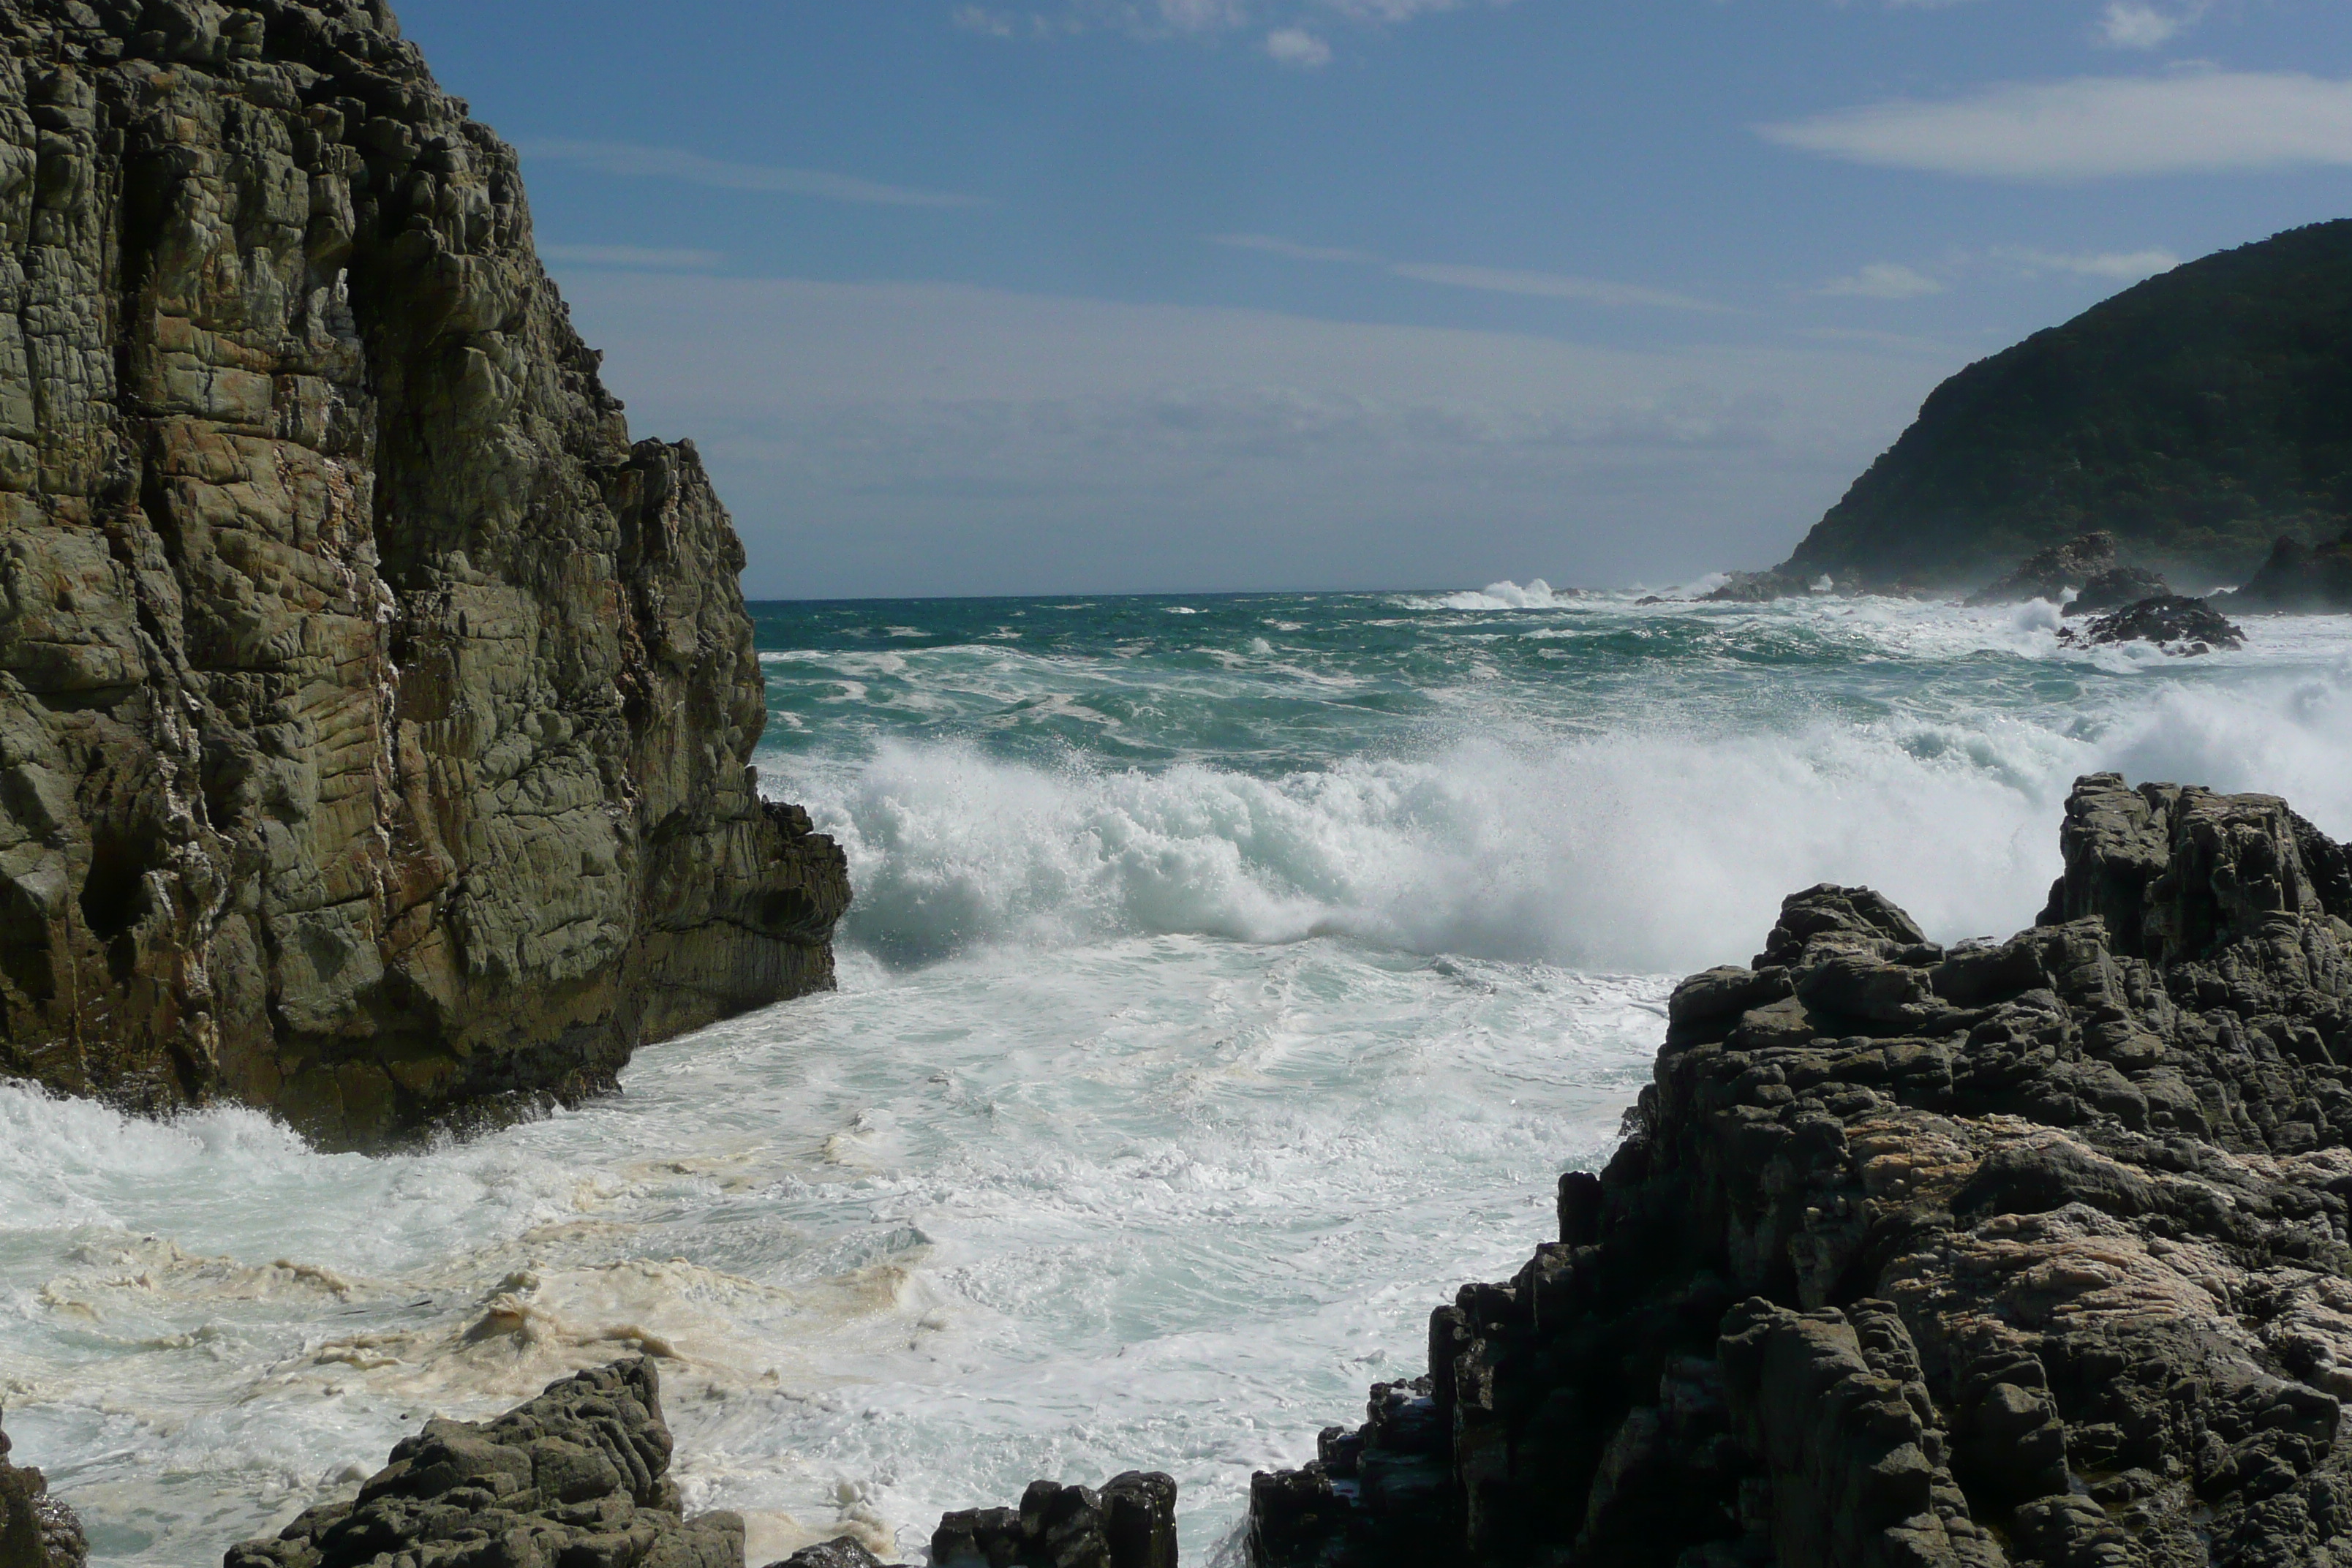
[1246,774,2352,1568]
[0,0,848,1146]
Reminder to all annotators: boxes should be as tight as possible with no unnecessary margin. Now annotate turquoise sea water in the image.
[7,584,2352,1564]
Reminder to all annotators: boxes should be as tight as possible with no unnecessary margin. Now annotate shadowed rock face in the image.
[0,0,848,1146]
[1247,774,2352,1568]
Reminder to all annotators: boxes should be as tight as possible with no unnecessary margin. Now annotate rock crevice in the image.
[0,0,848,1146]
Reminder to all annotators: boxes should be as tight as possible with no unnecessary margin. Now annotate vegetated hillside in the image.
[1782,219,2352,589]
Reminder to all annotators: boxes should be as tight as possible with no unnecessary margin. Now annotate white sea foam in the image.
[777,655,2352,974]
[1419,578,1578,611]
[1,947,1659,1564]
[15,594,2352,1566]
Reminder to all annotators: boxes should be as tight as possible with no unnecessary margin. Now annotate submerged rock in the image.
[0,0,851,1146]
[2060,592,2246,653]
[1244,773,2352,1568]
[2219,529,2352,612]
[225,1360,742,1568]
[1963,530,2120,606]
[0,1417,86,1568]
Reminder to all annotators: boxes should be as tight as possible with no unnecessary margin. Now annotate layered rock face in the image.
[0,0,848,1145]
[1250,775,2352,1568]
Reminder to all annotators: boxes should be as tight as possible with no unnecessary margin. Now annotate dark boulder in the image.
[2060,592,2245,652]
[931,1474,1177,1568]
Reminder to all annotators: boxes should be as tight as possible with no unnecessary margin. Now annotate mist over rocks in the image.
[0,0,849,1146]
[1242,773,2352,1568]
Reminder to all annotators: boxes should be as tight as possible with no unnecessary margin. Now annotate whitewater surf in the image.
[7,587,2352,1564]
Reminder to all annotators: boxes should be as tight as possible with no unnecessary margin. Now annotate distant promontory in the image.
[1769,220,2352,592]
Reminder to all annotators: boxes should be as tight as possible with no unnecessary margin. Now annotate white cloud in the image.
[524,140,987,208]
[951,4,1017,34]
[1816,263,1945,298]
[2095,0,2209,48]
[1214,233,1376,263]
[539,244,726,271]
[1265,26,1333,64]
[1761,71,2352,179]
[1213,234,1722,311]
[1991,245,2181,279]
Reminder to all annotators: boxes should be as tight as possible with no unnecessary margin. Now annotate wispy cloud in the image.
[1761,72,2352,180]
[2094,0,2206,48]
[952,0,1520,57]
[1390,263,1725,311]
[1215,233,1376,263]
[1212,233,1725,311]
[1816,262,1945,298]
[525,140,987,209]
[1265,26,1333,65]
[540,244,726,271]
[1991,245,2180,279]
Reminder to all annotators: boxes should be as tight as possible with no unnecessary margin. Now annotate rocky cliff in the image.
[1249,774,2352,1567]
[0,0,849,1147]
[1768,221,2352,592]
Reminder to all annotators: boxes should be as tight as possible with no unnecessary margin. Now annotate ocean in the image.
[7,584,2352,1564]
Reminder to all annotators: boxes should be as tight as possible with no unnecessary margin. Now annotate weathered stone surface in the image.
[0,1414,86,1568]
[0,0,850,1146]
[2059,592,2247,654]
[225,1360,742,1568]
[932,1474,1179,1568]
[1964,530,2120,606]
[1245,774,2352,1567]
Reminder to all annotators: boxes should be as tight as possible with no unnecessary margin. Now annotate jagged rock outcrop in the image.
[2059,593,2245,655]
[226,1360,742,1568]
[0,1416,86,1568]
[1247,774,2352,1568]
[0,0,849,1146]
[1964,531,2122,607]
[2219,530,2352,614]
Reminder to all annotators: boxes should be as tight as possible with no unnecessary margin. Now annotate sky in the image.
[392,0,2352,599]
